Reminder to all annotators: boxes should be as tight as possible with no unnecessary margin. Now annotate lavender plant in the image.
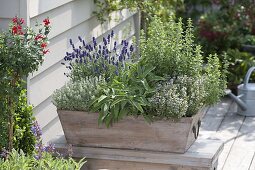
[62,30,134,82]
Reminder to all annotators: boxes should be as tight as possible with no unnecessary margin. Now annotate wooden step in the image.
[52,136,223,170]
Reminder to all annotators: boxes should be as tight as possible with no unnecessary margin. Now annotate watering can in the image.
[226,66,255,116]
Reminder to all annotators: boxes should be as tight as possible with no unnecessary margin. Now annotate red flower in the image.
[43,18,50,26]
[35,34,44,41]
[41,42,47,48]
[43,49,50,54]
[12,17,18,23]
[19,18,25,24]
[12,26,18,34]
[12,25,23,35]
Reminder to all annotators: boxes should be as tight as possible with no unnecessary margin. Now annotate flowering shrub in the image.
[0,16,51,151]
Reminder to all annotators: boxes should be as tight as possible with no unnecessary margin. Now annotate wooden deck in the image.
[199,97,255,170]
[47,97,255,170]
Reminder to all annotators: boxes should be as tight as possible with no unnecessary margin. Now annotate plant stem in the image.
[7,75,18,151]
[7,96,14,151]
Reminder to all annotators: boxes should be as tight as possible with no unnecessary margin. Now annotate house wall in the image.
[0,0,139,143]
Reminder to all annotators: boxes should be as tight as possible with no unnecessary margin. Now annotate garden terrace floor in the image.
[47,97,255,170]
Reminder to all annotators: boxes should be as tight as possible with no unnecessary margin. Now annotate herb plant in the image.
[54,17,227,126]
[53,76,105,111]
[91,62,164,126]
[140,17,227,116]
[0,149,85,170]
[62,31,134,82]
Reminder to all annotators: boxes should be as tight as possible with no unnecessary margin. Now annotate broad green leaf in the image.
[97,95,107,103]
[110,98,127,107]
[131,100,144,113]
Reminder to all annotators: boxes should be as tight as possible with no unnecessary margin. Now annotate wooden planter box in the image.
[57,109,204,153]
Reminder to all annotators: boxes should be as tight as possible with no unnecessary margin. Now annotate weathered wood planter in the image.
[57,109,204,153]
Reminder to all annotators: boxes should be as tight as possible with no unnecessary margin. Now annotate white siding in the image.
[0,0,19,30]
[0,0,138,143]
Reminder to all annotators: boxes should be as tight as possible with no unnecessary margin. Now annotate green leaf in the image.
[110,98,127,107]
[131,100,144,113]
[97,95,107,103]
[141,79,150,90]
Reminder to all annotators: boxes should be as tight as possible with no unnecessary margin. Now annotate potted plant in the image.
[53,17,227,153]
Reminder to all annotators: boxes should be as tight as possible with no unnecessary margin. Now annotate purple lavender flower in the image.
[78,36,82,42]
[0,148,8,159]
[44,143,55,153]
[111,30,114,37]
[92,37,97,47]
[31,121,42,139]
[107,34,111,43]
[69,39,73,45]
[103,37,107,45]
[63,31,134,80]
[130,45,134,52]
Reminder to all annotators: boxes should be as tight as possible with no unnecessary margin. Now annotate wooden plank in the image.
[29,62,68,107]
[213,102,245,170]
[29,0,74,18]
[33,97,58,129]
[30,0,95,39]
[221,117,255,170]
[54,138,223,169]
[199,98,232,139]
[82,159,210,170]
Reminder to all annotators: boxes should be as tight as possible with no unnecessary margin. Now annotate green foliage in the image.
[242,35,255,46]
[13,90,35,155]
[148,75,206,119]
[140,17,203,78]
[0,149,86,170]
[53,76,105,111]
[0,90,36,155]
[205,54,228,105]
[93,0,183,32]
[176,0,214,22]
[91,62,164,127]
[0,99,8,149]
[198,1,255,55]
[140,17,227,115]
[226,49,255,85]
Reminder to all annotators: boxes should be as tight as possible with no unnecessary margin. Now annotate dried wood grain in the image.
[58,108,203,153]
